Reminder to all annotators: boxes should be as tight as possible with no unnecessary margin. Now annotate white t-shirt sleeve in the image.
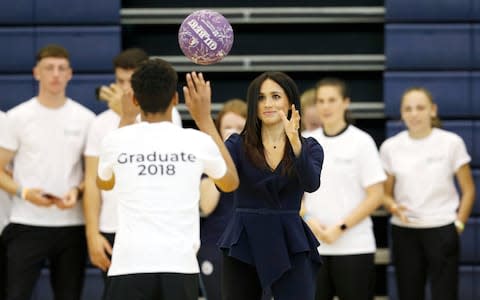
[0,111,19,151]
[201,135,226,180]
[379,140,393,175]
[97,133,116,180]
[451,135,471,172]
[0,112,7,142]
[359,136,387,188]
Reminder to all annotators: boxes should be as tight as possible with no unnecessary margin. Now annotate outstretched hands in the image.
[183,72,213,128]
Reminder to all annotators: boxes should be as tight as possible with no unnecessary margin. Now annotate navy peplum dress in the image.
[218,133,324,289]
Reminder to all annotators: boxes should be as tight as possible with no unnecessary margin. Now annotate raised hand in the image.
[183,72,213,129]
[98,84,124,116]
[279,104,302,156]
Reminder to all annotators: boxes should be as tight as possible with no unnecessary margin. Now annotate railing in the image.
[153,54,385,72]
[121,7,385,24]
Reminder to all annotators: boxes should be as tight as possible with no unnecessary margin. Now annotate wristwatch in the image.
[339,223,348,231]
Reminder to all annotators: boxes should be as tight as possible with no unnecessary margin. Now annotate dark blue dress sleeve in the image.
[293,137,324,192]
[224,133,241,166]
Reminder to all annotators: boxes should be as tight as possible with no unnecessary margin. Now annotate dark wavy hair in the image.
[242,71,301,175]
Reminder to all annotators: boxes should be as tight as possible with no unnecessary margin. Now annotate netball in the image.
[178,10,234,65]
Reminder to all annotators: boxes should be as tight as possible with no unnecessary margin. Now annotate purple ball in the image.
[178,10,234,65]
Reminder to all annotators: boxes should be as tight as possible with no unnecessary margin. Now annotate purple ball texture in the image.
[178,10,234,65]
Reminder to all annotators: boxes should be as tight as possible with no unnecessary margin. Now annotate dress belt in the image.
[235,208,298,215]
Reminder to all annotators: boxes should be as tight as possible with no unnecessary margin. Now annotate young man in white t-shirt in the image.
[84,48,183,291]
[0,45,94,300]
[0,111,11,300]
[97,59,239,300]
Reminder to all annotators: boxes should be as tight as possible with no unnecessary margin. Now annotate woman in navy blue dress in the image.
[218,72,324,300]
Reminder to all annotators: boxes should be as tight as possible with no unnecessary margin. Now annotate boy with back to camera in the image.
[97,58,239,300]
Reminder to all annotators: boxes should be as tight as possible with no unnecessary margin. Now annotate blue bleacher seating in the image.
[459,266,474,300]
[474,0,480,22]
[36,26,121,73]
[386,0,471,22]
[472,26,480,69]
[36,0,120,24]
[472,171,480,215]
[472,73,480,115]
[474,266,480,298]
[67,74,115,114]
[460,219,477,263]
[0,28,35,73]
[0,0,34,24]
[385,24,471,70]
[473,122,480,168]
[0,75,35,112]
[383,71,471,118]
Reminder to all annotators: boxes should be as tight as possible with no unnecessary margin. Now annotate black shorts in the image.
[105,272,198,300]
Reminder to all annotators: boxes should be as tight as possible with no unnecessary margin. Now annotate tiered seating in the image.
[0,1,120,114]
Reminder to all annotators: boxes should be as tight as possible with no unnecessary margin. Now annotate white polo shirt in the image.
[0,98,94,227]
[304,125,386,255]
[0,111,11,233]
[98,121,226,276]
[85,108,183,233]
[380,128,471,228]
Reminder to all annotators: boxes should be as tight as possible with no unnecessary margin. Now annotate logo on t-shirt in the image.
[117,151,197,176]
[64,128,81,137]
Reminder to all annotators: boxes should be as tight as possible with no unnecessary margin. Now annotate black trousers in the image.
[100,232,115,300]
[315,253,375,300]
[3,223,87,300]
[391,224,459,300]
[105,272,198,300]
[222,252,318,300]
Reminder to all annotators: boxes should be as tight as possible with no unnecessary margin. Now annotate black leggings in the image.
[391,224,459,300]
[315,253,375,300]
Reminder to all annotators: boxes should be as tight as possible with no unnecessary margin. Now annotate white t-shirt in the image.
[98,121,226,276]
[0,98,94,227]
[85,108,183,233]
[304,125,386,255]
[0,111,12,233]
[380,128,471,228]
